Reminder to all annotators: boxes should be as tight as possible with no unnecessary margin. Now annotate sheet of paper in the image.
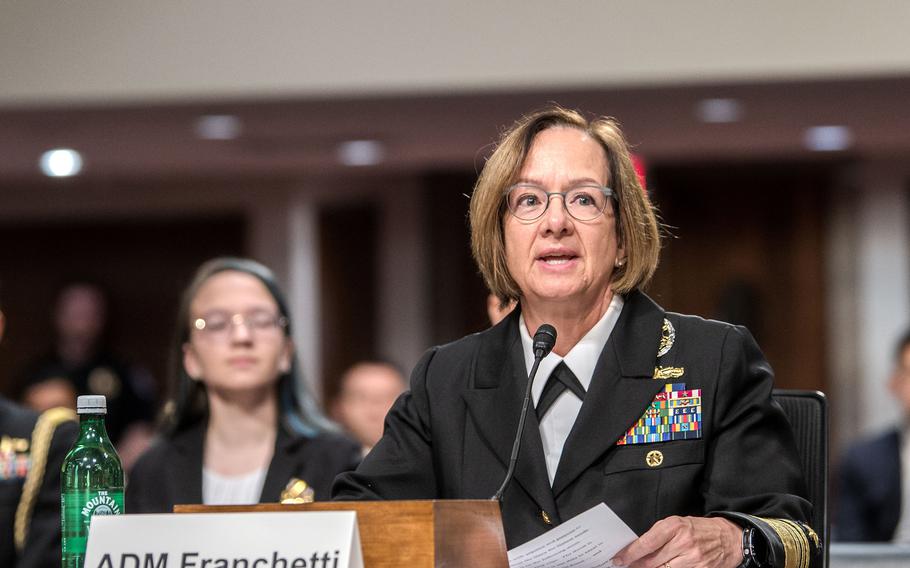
[508,503,638,568]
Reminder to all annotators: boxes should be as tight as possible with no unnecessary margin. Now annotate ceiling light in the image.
[695,98,743,123]
[195,114,242,140]
[803,126,852,152]
[39,148,83,177]
[337,140,385,166]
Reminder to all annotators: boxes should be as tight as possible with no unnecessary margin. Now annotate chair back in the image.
[772,389,829,567]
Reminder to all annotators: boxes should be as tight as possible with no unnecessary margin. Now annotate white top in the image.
[892,427,910,543]
[202,466,268,506]
[519,294,624,485]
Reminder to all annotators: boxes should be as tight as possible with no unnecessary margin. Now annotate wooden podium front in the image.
[175,500,509,568]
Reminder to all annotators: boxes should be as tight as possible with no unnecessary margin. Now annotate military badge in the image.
[280,478,315,504]
[653,366,685,380]
[657,318,675,357]
[617,383,703,445]
[0,436,31,480]
[645,450,664,467]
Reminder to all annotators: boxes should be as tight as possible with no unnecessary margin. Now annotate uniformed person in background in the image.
[20,282,154,469]
[1,280,78,568]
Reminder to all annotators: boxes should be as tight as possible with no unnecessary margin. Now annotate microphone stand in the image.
[491,354,543,501]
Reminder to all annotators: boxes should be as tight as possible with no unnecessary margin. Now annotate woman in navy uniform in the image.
[334,107,820,568]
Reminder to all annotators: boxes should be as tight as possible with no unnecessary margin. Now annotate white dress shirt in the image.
[202,466,268,506]
[519,294,624,485]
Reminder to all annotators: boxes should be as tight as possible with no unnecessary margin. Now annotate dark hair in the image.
[160,257,336,438]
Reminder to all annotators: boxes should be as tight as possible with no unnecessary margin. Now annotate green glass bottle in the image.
[61,395,124,568]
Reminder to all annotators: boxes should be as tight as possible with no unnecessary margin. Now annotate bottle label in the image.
[62,489,124,556]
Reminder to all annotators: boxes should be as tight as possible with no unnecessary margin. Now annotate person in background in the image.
[21,282,156,469]
[836,329,910,542]
[334,106,819,567]
[0,279,78,568]
[127,258,360,512]
[332,361,406,455]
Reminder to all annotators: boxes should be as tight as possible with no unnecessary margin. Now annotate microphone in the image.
[492,324,557,501]
[533,324,557,359]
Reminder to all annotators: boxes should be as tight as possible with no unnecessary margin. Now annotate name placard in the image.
[84,511,363,568]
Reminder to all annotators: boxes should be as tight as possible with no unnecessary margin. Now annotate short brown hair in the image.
[470,106,661,304]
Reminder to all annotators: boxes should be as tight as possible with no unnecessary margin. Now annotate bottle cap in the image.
[76,395,107,414]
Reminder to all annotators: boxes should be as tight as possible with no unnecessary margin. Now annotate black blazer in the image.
[0,397,77,568]
[127,422,361,513]
[333,291,819,566]
[835,428,902,541]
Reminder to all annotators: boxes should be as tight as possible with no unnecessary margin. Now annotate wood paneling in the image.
[647,163,832,392]
[319,204,378,401]
[0,216,244,398]
[424,172,489,345]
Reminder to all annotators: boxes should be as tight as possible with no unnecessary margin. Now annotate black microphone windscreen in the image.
[533,324,557,358]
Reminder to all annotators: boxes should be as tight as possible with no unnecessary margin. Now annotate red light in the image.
[631,154,647,192]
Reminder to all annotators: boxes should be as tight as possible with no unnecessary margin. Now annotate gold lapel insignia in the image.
[653,366,685,380]
[645,450,664,467]
[0,436,29,453]
[280,478,314,504]
[657,318,675,357]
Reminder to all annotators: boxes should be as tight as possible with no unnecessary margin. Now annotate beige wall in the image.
[2,1,909,106]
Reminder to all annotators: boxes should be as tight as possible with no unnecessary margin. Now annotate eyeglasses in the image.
[504,183,615,221]
[192,310,288,340]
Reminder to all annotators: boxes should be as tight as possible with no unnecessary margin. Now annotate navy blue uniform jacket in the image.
[0,397,77,568]
[333,291,819,566]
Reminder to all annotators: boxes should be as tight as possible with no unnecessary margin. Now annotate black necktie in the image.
[536,361,586,420]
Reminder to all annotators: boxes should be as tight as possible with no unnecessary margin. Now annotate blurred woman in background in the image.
[127,257,359,512]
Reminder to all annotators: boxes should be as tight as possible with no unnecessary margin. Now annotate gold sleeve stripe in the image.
[759,517,811,568]
[14,407,77,553]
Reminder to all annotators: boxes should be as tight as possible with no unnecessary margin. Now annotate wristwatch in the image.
[739,527,767,567]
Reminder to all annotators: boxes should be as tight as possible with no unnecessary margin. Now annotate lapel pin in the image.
[653,366,685,380]
[657,319,676,357]
[646,450,664,468]
[280,478,314,504]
